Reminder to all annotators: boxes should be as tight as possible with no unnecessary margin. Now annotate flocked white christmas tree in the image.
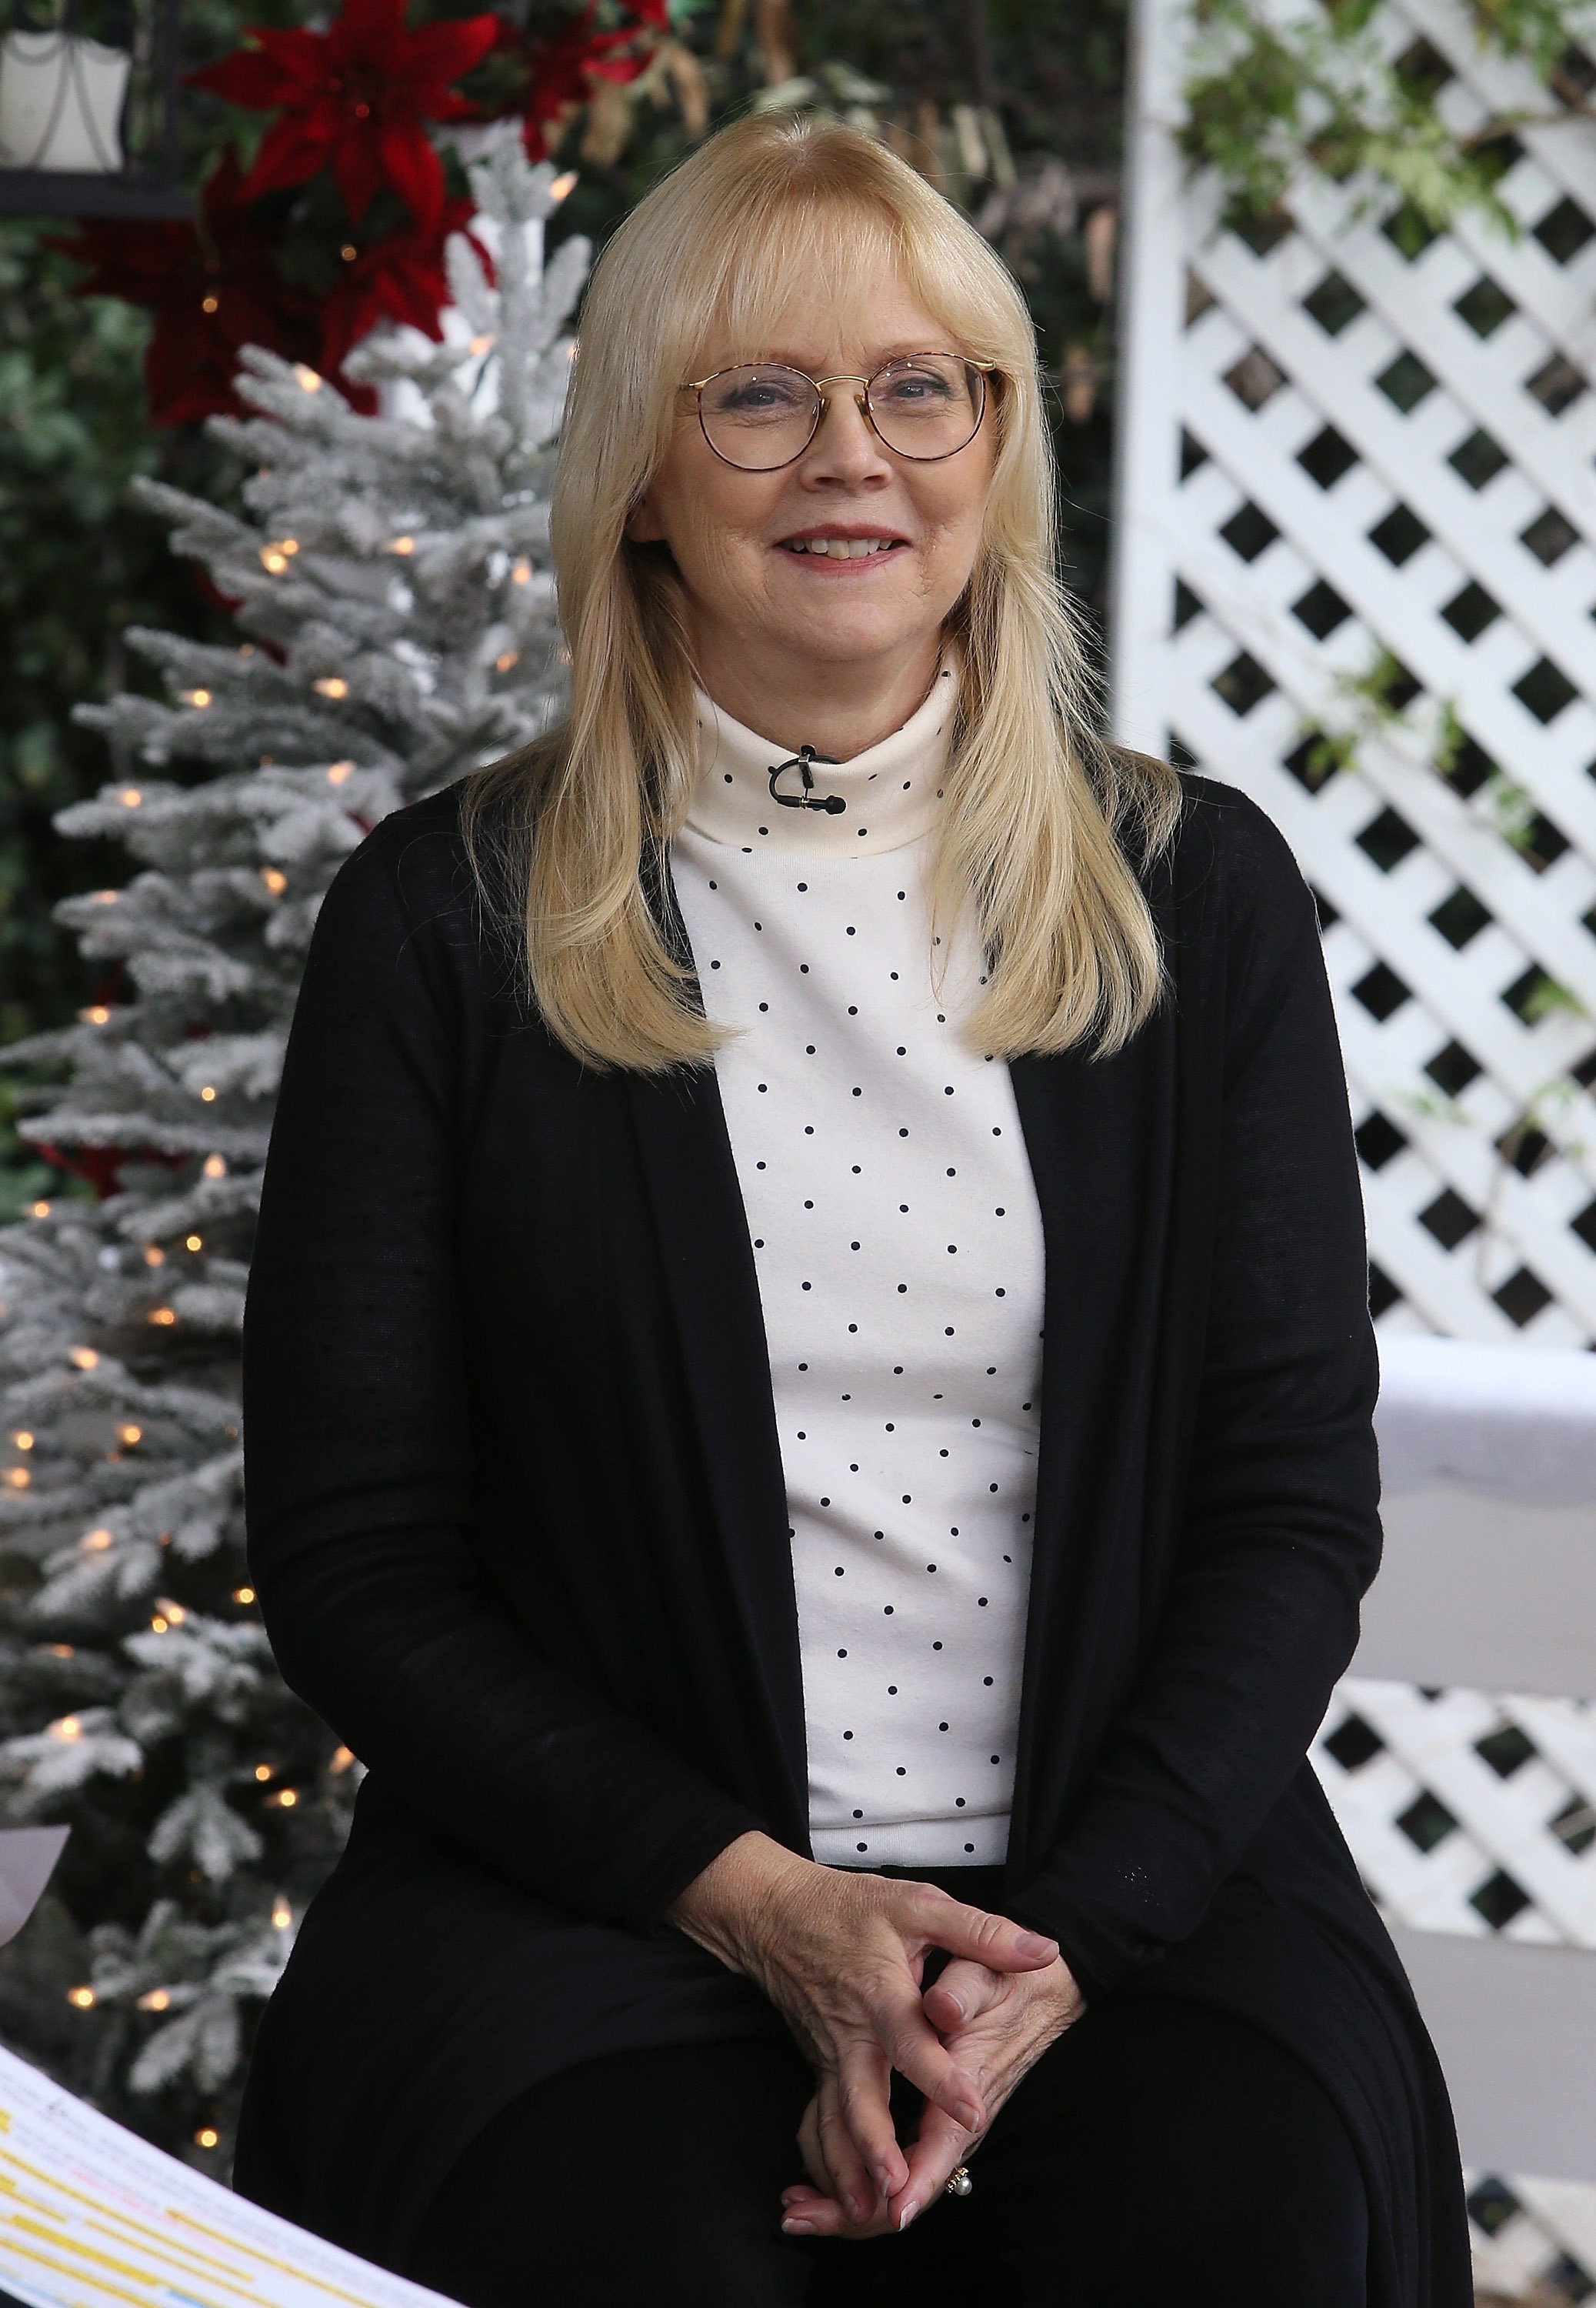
[0,126,585,2160]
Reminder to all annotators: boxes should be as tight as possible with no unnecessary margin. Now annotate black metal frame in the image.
[0,0,187,216]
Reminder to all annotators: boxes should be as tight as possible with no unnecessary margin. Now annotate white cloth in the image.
[668,663,1045,1866]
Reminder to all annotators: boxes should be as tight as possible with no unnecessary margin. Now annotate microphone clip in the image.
[768,746,846,815]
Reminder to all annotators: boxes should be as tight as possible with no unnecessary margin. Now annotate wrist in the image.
[665,1829,811,1975]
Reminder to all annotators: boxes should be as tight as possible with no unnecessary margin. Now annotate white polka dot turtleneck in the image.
[668,659,1045,1867]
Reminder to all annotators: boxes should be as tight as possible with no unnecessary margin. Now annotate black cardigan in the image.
[232,768,1471,2305]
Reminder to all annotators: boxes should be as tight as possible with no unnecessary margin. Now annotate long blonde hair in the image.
[458,108,1183,1072]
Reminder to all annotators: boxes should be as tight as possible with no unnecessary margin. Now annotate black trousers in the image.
[405,1993,1368,2306]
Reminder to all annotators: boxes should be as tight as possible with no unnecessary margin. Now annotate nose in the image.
[801,382,891,481]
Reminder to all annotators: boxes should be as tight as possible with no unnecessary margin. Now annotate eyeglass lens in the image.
[698,355,985,469]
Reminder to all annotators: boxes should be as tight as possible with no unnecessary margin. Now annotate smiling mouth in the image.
[777,536,909,559]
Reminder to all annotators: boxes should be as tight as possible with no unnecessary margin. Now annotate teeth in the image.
[786,537,895,557]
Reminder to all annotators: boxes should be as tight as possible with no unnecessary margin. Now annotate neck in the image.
[686,632,948,762]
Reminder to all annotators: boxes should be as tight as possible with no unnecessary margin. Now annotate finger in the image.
[891,2099,976,2233]
[871,1981,987,2132]
[816,2068,890,2225]
[834,2040,906,2204]
[795,2094,828,2196]
[911,1890,1058,1976]
[922,1956,1005,2033]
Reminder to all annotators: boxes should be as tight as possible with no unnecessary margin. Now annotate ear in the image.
[625,489,665,545]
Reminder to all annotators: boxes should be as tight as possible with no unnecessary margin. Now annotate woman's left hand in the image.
[779,1954,1085,2239]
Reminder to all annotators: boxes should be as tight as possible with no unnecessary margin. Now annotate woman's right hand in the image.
[665,1830,1061,2226]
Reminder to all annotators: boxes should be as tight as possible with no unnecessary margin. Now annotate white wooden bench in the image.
[1360,1336,1596,2181]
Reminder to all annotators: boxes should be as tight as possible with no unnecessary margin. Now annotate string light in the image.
[262,549,288,574]
[262,867,287,895]
[204,1154,226,1178]
[185,1234,202,1252]
[67,1987,95,2009]
[195,2129,219,2150]
[387,536,416,555]
[70,1347,100,1369]
[340,243,357,262]
[31,1199,52,1216]
[327,761,354,785]
[148,1306,177,1326]
[314,677,348,699]
[136,1989,170,2011]
[48,1643,73,1659]
[272,1900,292,1929]
[511,559,531,585]
[80,1529,112,1553]
[118,788,142,807]
[294,365,323,392]
[118,1424,142,1446]
[93,889,118,903]
[550,172,578,202]
[202,295,218,315]
[11,1431,32,1449]
[495,650,519,672]
[469,334,495,357]
[49,1717,83,1741]
[157,1600,186,1626]
[200,1086,217,1102]
[330,1746,355,1773]
[5,1469,28,1489]
[271,1789,298,1808]
[181,689,212,709]
[79,1005,111,1024]
[236,1587,257,1606]
[143,1245,165,1266]
[150,1615,168,1634]
[254,1763,272,1781]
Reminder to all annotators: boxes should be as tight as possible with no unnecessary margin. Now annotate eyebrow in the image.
[737,341,961,369]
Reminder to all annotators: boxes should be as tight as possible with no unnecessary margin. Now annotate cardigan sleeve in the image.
[1007,791,1383,2003]
[242,810,765,1931]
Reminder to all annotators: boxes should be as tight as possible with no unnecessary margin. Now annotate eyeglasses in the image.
[680,353,998,472]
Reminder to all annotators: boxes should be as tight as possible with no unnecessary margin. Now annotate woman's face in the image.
[625,252,997,685]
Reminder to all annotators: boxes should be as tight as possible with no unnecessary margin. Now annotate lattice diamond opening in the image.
[1115,0,1596,1351]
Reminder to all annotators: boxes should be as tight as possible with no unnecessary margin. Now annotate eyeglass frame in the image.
[678,353,1001,471]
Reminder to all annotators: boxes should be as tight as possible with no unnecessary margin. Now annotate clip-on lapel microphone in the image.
[768,747,846,815]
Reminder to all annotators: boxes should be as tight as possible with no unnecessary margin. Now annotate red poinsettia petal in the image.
[333,0,411,63]
[187,28,328,109]
[399,11,502,102]
[369,117,445,227]
[237,106,342,200]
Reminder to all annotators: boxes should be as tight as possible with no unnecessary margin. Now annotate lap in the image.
[404,1993,1368,2308]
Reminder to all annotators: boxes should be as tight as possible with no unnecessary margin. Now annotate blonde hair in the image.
[458,108,1183,1072]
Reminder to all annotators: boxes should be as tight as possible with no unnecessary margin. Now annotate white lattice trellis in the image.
[1115,0,1596,1348]
[1116,1,1596,2286]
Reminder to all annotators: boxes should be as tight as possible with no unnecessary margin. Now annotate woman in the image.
[232,110,1471,2307]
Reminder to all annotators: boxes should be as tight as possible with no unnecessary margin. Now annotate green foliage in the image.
[1179,0,1593,232]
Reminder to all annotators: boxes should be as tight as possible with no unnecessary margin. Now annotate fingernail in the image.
[1018,1930,1058,1959]
[898,2198,920,2231]
[953,2099,982,2130]
[782,2217,815,2236]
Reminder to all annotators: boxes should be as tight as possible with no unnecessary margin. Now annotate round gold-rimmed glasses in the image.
[680,353,999,472]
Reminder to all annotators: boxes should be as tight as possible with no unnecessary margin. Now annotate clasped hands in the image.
[666,1829,1085,2240]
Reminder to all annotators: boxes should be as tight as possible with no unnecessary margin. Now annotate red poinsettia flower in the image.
[53,148,322,425]
[189,0,500,232]
[521,0,670,160]
[318,192,490,372]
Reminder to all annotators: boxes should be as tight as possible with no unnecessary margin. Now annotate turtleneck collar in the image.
[685,657,958,856]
